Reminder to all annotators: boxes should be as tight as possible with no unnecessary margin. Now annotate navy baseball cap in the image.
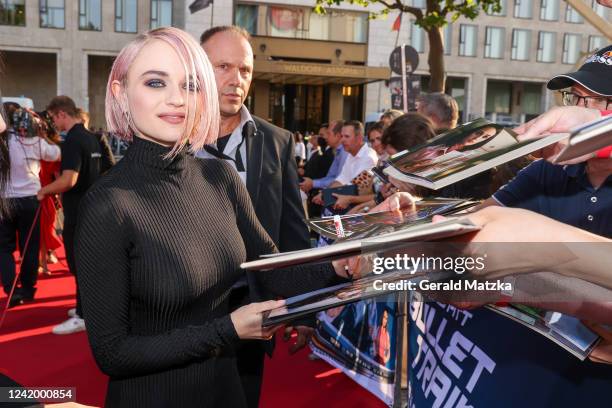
[547,44,612,97]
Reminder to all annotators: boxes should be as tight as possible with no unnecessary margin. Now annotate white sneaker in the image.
[52,317,85,335]
[67,308,77,317]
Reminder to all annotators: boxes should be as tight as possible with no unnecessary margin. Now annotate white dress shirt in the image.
[295,142,306,160]
[335,143,378,185]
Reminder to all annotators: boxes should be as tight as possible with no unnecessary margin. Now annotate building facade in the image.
[0,0,609,130]
[366,0,610,124]
[0,0,187,128]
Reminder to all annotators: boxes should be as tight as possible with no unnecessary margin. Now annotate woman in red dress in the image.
[37,114,62,274]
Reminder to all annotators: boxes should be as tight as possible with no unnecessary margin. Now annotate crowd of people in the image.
[0,98,116,336]
[0,19,610,408]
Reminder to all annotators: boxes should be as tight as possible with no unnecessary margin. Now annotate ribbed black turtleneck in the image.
[74,137,337,408]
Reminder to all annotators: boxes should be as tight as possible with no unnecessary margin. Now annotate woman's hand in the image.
[230,300,285,340]
[36,188,47,201]
[333,255,373,280]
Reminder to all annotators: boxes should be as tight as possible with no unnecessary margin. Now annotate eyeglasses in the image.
[559,91,612,110]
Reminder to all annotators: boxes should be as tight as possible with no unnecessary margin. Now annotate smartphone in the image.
[369,166,390,184]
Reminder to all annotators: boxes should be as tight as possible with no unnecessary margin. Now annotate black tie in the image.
[203,122,255,172]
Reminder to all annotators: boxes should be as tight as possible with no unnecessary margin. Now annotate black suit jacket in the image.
[246,116,311,252]
[239,116,317,355]
[244,117,312,304]
[304,146,334,180]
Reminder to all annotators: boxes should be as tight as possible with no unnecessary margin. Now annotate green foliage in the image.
[314,0,502,30]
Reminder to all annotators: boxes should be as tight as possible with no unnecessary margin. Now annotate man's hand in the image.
[583,321,612,365]
[283,325,315,355]
[514,106,602,164]
[300,177,314,192]
[332,193,353,210]
[348,201,375,215]
[369,192,417,213]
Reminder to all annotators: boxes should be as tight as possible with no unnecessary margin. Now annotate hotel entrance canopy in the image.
[253,59,390,86]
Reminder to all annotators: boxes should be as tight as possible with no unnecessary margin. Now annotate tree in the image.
[314,0,502,92]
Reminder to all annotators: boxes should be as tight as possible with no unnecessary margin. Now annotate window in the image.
[511,29,531,60]
[486,0,506,16]
[589,35,605,52]
[514,0,533,18]
[411,21,425,53]
[236,4,368,43]
[537,31,556,62]
[562,33,581,64]
[539,0,558,21]
[151,0,172,29]
[459,24,477,57]
[0,0,25,26]
[40,0,64,28]
[115,0,137,32]
[565,4,583,23]
[485,27,505,59]
[443,23,452,56]
[592,0,608,18]
[79,0,102,30]
[308,10,329,41]
[486,80,512,115]
[331,11,367,43]
[235,4,257,35]
[522,83,543,116]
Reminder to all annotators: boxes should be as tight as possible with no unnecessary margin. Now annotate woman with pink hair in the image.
[74,27,350,407]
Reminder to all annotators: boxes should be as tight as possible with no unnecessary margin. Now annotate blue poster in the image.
[311,294,398,405]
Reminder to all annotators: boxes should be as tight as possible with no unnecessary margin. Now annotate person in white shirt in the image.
[305,133,320,161]
[312,121,378,206]
[294,132,306,166]
[329,121,378,186]
[0,108,60,307]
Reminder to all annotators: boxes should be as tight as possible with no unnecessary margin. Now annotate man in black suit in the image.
[199,26,315,407]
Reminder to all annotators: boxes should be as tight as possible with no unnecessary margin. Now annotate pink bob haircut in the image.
[105,27,219,154]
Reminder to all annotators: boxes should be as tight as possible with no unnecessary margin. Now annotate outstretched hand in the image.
[513,106,602,164]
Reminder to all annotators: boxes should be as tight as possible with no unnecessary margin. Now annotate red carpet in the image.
[0,248,385,407]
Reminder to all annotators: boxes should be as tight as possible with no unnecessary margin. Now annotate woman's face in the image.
[369,129,385,155]
[0,114,6,133]
[113,40,199,146]
[463,126,497,147]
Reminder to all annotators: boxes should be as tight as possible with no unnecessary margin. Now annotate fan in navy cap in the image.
[547,44,612,110]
